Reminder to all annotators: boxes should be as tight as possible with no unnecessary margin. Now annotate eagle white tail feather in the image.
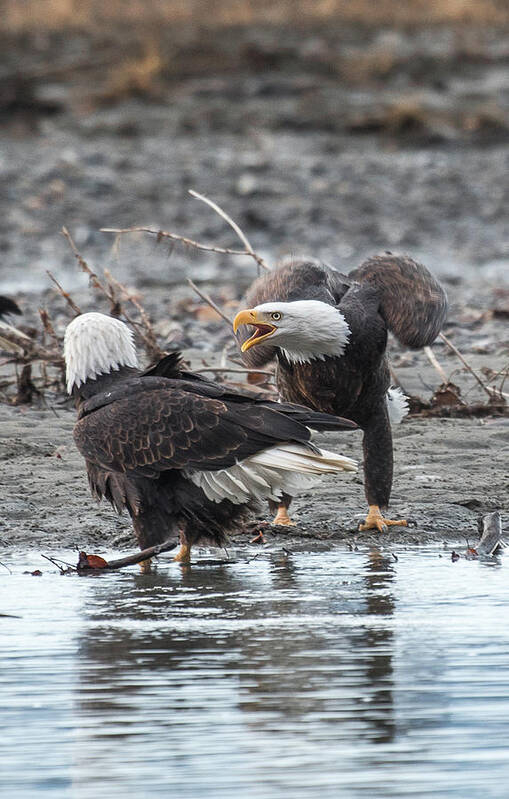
[186,444,357,505]
[249,444,356,473]
[386,387,409,425]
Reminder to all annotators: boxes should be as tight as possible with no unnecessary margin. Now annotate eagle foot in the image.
[359,505,408,534]
[272,506,297,527]
[139,558,152,573]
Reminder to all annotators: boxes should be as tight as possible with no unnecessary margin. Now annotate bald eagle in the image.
[64,312,358,563]
[234,254,448,532]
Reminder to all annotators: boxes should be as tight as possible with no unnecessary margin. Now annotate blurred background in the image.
[1,0,509,308]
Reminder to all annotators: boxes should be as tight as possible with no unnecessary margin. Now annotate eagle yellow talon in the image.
[359,505,407,533]
[173,543,192,562]
[139,558,152,573]
[272,506,297,526]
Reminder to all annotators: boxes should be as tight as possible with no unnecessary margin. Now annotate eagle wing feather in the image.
[74,384,323,479]
[348,254,448,348]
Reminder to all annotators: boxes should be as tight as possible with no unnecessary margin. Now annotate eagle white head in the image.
[233,300,350,364]
[64,312,138,393]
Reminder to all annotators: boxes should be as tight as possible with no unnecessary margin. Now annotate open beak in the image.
[233,309,277,352]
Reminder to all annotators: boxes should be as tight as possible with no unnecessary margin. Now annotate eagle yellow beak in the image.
[233,309,277,352]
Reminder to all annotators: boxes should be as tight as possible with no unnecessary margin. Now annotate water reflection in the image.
[70,549,400,793]
[3,547,509,798]
[358,550,396,744]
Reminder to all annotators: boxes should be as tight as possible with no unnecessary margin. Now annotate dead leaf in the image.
[77,551,109,570]
[431,382,464,409]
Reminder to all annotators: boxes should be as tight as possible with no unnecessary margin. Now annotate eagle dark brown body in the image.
[236,255,448,531]
[69,341,357,561]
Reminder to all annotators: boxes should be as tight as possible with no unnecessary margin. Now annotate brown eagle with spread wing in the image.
[64,312,357,564]
[234,254,448,532]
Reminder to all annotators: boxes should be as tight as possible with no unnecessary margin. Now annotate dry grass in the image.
[3,0,509,33]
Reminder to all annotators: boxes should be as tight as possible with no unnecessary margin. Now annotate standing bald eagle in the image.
[64,312,357,563]
[234,254,448,532]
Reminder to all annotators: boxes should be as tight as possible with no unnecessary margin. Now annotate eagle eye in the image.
[271,312,282,321]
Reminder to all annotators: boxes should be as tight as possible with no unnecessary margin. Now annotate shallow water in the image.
[1,546,508,799]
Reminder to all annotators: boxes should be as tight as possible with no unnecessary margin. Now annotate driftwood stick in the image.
[478,511,505,556]
[424,345,449,383]
[77,538,179,572]
[187,278,233,326]
[189,189,270,272]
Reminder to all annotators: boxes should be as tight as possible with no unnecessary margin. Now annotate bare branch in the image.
[104,269,164,361]
[187,278,233,326]
[0,326,60,363]
[424,345,449,383]
[101,225,253,259]
[61,227,103,291]
[41,553,74,573]
[189,189,270,271]
[46,271,82,316]
[61,227,119,314]
[439,332,498,400]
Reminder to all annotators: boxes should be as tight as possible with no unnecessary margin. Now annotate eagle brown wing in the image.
[348,254,448,349]
[73,383,324,480]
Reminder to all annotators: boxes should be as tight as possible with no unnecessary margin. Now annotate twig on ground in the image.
[424,345,449,383]
[187,278,233,326]
[189,189,270,272]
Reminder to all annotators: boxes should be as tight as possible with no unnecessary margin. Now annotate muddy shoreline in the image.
[1,20,508,554]
[1,396,507,554]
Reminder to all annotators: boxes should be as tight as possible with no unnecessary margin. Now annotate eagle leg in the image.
[269,494,297,526]
[139,558,153,573]
[272,505,297,526]
[173,530,192,563]
[359,505,407,534]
